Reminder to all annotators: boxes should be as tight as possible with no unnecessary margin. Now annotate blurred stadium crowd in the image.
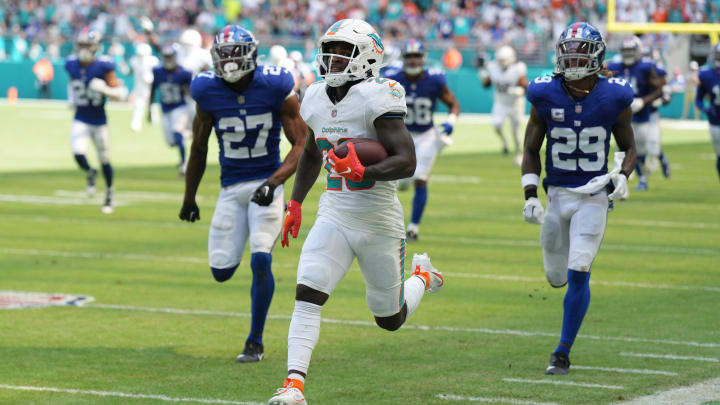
[1,0,716,64]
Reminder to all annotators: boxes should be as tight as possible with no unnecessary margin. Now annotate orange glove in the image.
[327,142,365,183]
[281,200,302,248]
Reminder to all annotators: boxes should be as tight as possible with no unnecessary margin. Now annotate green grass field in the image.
[1,102,719,405]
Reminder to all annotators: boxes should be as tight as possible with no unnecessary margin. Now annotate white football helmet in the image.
[316,19,385,87]
[269,45,288,65]
[135,42,152,57]
[289,50,303,63]
[180,29,203,50]
[496,46,516,69]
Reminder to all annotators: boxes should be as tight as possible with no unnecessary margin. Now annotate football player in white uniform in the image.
[129,43,158,132]
[479,46,528,164]
[268,19,444,405]
[178,28,212,126]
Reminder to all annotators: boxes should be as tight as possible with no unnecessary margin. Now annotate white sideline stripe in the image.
[444,272,720,293]
[0,384,264,405]
[0,248,206,264]
[432,174,483,184]
[0,194,129,207]
[571,365,678,376]
[620,352,720,362]
[5,247,719,294]
[614,377,720,404]
[436,393,560,404]
[54,189,202,202]
[502,378,624,390]
[86,304,720,348]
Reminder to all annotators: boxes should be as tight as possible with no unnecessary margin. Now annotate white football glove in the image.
[523,197,544,225]
[608,173,629,201]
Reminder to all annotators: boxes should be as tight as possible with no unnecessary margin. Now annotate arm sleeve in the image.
[620,84,634,111]
[366,80,408,125]
[189,76,204,105]
[275,68,296,110]
[102,60,116,75]
[526,80,538,104]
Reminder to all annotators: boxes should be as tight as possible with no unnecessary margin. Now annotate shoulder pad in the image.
[427,67,445,76]
[364,76,405,99]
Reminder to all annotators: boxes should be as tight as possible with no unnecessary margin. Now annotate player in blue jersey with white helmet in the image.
[149,44,193,176]
[385,38,460,242]
[65,27,128,213]
[696,42,720,182]
[606,36,664,191]
[522,22,637,375]
[178,25,307,363]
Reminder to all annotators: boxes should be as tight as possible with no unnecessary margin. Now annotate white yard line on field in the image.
[1,248,206,264]
[501,378,623,389]
[614,377,720,404]
[619,352,719,362]
[436,393,560,404]
[54,189,199,202]
[571,366,678,376]
[0,384,264,405]
[85,304,720,348]
[0,194,129,207]
[431,174,483,184]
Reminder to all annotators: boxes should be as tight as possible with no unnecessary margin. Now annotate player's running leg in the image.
[711,126,720,181]
[92,125,114,213]
[71,120,98,196]
[407,128,438,242]
[238,182,284,363]
[509,108,523,165]
[632,122,649,190]
[208,183,248,283]
[492,102,510,155]
[546,191,607,375]
[269,219,354,404]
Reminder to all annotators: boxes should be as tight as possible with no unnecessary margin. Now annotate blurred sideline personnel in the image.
[386,38,461,242]
[695,42,720,182]
[270,19,444,405]
[178,28,213,125]
[288,50,315,102]
[178,25,307,363]
[129,43,158,132]
[522,22,636,375]
[479,45,528,164]
[606,36,664,191]
[65,27,128,214]
[149,44,193,176]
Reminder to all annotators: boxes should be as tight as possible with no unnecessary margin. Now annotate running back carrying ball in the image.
[332,138,388,166]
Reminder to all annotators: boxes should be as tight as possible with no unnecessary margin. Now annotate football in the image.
[332,138,388,166]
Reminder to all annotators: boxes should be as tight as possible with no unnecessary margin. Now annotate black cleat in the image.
[86,168,98,196]
[406,230,418,243]
[236,341,264,363]
[545,352,570,375]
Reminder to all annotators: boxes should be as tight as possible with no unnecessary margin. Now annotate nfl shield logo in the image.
[575,104,582,114]
[237,96,245,104]
[331,109,337,118]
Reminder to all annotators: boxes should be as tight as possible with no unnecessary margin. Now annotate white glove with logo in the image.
[608,173,629,201]
[523,197,544,225]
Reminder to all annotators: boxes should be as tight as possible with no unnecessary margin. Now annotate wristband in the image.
[524,187,538,200]
[446,113,458,126]
[521,173,539,188]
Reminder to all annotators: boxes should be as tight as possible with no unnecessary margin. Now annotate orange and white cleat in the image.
[411,253,444,293]
[268,378,307,405]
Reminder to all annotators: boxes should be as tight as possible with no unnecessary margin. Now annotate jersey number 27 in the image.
[218,113,273,159]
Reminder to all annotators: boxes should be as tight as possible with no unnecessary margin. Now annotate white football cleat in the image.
[411,253,444,293]
[101,189,114,214]
[268,379,306,405]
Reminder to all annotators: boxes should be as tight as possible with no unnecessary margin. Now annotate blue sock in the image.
[211,265,238,282]
[659,150,668,167]
[716,156,720,179]
[74,154,91,171]
[635,155,646,179]
[248,252,275,345]
[101,163,113,189]
[411,185,428,225]
[555,269,591,356]
[173,132,186,163]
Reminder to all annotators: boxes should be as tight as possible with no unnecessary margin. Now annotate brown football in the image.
[332,138,388,166]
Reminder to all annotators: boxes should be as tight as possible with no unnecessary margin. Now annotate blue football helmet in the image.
[76,27,102,63]
[555,22,605,81]
[620,36,642,67]
[161,44,179,70]
[402,38,426,75]
[212,25,258,82]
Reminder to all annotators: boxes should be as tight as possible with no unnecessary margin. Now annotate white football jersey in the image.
[300,77,408,238]
[130,55,159,96]
[180,47,213,77]
[487,60,527,106]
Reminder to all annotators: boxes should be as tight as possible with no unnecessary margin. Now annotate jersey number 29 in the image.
[550,126,606,171]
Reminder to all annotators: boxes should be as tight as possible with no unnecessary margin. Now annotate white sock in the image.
[403,275,426,318]
[287,300,322,376]
[287,373,305,383]
[407,222,419,233]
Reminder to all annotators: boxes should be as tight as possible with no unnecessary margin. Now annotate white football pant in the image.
[296,217,406,317]
[491,99,522,151]
[71,120,110,163]
[161,105,191,146]
[208,179,284,269]
[540,186,608,287]
[410,127,441,182]
[710,125,720,156]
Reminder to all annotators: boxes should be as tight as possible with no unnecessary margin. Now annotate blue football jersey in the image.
[526,75,634,189]
[65,56,115,125]
[386,68,446,132]
[650,61,667,114]
[190,65,295,187]
[606,60,657,123]
[697,67,720,126]
[152,66,193,113]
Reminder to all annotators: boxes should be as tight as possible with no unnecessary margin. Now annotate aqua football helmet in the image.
[212,25,258,83]
[316,19,385,87]
[555,22,605,81]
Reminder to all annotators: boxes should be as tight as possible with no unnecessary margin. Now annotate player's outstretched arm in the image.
[289,129,322,204]
[365,117,416,181]
[439,85,460,134]
[521,106,546,224]
[269,95,308,186]
[695,80,711,115]
[179,105,213,222]
[91,70,129,100]
[611,106,637,177]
